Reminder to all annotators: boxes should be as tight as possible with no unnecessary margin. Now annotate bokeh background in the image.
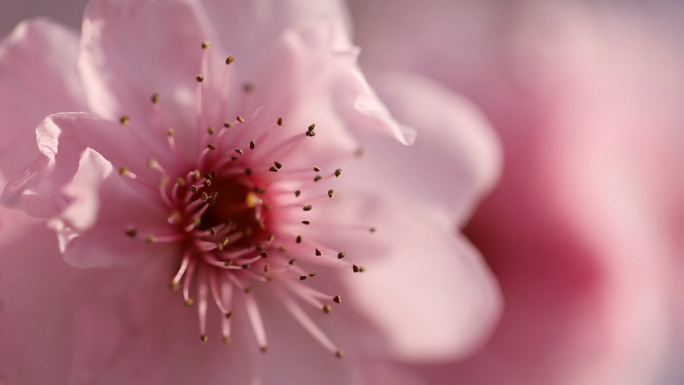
[3,1,683,384]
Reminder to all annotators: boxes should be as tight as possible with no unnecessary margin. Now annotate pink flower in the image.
[350,0,684,384]
[0,0,502,383]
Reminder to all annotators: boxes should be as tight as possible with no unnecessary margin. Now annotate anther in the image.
[176,177,186,186]
[288,259,296,265]
[125,229,137,238]
[315,248,322,256]
[204,173,213,180]
[322,305,332,313]
[352,265,360,273]
[335,350,344,359]
[223,336,232,345]
[119,166,129,175]
[237,116,245,123]
[295,190,301,197]
[309,271,317,277]
[338,252,346,259]
[303,205,312,211]
[245,168,252,175]
[200,334,208,343]
[274,162,283,170]
[269,167,278,172]
[370,227,377,233]
[190,186,199,194]
[279,246,287,252]
[196,74,204,83]
[151,93,160,104]
[249,140,256,150]
[225,56,234,65]
[313,175,322,182]
[119,115,130,125]
[328,190,335,198]
[264,264,271,272]
[260,346,268,353]
[268,234,275,242]
[167,128,175,136]
[277,117,283,126]
[224,122,232,128]
[244,287,253,294]
[225,311,233,319]
[235,149,244,154]
[201,41,211,50]
[296,235,302,244]
[333,295,342,304]
[145,235,155,244]
[302,220,311,225]
[212,171,217,179]
[306,130,316,137]
[207,126,215,135]
[299,275,307,281]
[243,83,253,93]
[192,170,201,180]
[170,282,180,291]
[313,166,321,172]
[308,124,316,132]
[207,143,217,150]
[185,299,195,307]
[260,251,268,258]
[203,179,212,187]
[210,227,217,236]
[335,169,343,178]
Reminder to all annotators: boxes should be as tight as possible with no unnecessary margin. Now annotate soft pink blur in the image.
[350,0,684,384]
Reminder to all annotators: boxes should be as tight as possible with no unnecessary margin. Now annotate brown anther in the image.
[210,227,217,236]
[206,198,216,205]
[278,246,287,252]
[305,130,316,137]
[338,252,346,259]
[269,167,278,172]
[352,265,360,273]
[370,227,377,233]
[242,263,251,269]
[235,149,244,154]
[221,237,230,247]
[212,171,218,179]
[245,168,252,175]
[260,251,268,258]
[118,166,129,175]
[333,295,342,304]
[224,260,233,267]
[244,287,253,294]
[296,235,302,244]
[169,282,180,291]
[119,115,130,125]
[176,177,186,186]
[302,220,311,225]
[225,311,233,319]
[299,275,307,281]
[308,124,316,131]
[203,179,212,187]
[268,234,275,242]
[196,74,204,82]
[335,169,343,177]
[204,173,212,180]
[207,126,215,135]
[295,190,301,197]
[167,128,175,136]
[335,350,344,359]
[309,271,317,277]
[125,229,137,238]
[277,117,283,126]
[223,121,232,128]
[313,166,321,172]
[200,334,208,343]
[243,83,253,93]
[237,115,245,123]
[303,205,312,211]
[359,266,367,272]
[244,227,253,237]
[249,140,256,150]
[145,235,155,244]
[264,264,271,272]
[313,175,322,182]
[225,56,234,65]
[328,190,335,198]
[201,41,211,50]
[322,305,332,314]
[194,217,201,227]
[190,185,199,194]
[260,346,268,353]
[207,143,217,150]
[315,248,322,256]
[257,220,266,230]
[223,336,232,345]
[185,299,194,307]
[274,161,283,169]
[151,93,160,104]
[192,170,201,180]
[288,258,296,265]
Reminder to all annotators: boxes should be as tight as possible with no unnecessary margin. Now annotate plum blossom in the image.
[350,0,684,384]
[0,0,502,383]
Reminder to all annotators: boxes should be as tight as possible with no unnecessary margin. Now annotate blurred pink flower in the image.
[0,0,502,383]
[350,0,684,384]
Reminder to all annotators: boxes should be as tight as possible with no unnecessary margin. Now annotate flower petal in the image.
[347,71,502,225]
[315,192,502,362]
[0,18,86,179]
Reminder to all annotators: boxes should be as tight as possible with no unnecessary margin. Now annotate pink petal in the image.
[316,192,502,362]
[347,71,501,225]
[0,18,86,179]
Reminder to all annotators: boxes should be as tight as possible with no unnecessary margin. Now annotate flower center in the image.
[115,41,371,359]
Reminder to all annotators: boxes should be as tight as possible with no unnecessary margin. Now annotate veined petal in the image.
[0,18,86,179]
